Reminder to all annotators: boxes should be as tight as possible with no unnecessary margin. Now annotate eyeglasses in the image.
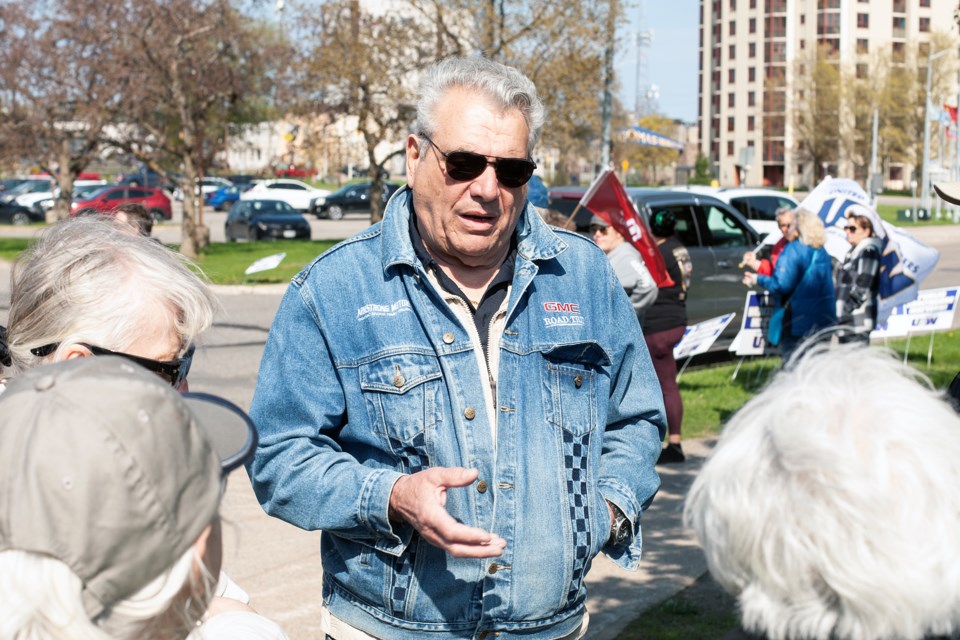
[29,343,195,388]
[844,225,859,233]
[590,225,611,235]
[419,132,536,188]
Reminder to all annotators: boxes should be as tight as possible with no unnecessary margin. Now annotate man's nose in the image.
[470,164,500,200]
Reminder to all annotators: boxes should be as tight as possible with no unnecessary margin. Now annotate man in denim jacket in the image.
[248,57,667,640]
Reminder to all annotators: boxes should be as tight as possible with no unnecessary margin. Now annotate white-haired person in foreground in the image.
[0,216,287,639]
[684,345,960,640]
[0,356,257,639]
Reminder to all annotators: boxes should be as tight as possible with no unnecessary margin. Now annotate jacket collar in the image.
[380,185,567,274]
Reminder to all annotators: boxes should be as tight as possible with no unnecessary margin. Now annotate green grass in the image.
[876,203,957,225]
[615,579,740,639]
[0,238,31,262]
[678,330,960,440]
[192,240,339,285]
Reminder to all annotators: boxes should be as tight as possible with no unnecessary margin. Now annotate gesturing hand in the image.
[389,467,506,558]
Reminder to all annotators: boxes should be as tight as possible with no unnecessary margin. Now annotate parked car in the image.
[225,199,311,241]
[548,186,761,350]
[241,179,329,212]
[0,201,43,225]
[116,168,169,189]
[32,182,111,215]
[207,183,254,211]
[173,176,233,201]
[674,186,799,238]
[0,178,55,205]
[311,182,402,219]
[71,186,172,220]
[274,164,318,178]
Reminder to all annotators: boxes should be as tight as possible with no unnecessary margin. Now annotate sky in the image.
[615,0,700,123]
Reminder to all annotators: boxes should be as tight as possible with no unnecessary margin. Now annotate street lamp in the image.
[920,48,950,214]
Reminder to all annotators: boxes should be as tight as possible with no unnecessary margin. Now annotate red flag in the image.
[579,168,674,288]
[945,104,958,124]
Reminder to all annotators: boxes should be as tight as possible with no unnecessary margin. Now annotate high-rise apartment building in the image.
[699,0,957,189]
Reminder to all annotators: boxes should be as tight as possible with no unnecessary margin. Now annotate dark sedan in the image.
[0,201,43,225]
[311,182,401,219]
[225,199,311,242]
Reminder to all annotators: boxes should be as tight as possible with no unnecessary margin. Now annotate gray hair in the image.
[685,345,960,640]
[5,217,219,372]
[414,56,546,155]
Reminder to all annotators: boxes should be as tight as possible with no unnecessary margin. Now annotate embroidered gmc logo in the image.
[543,302,581,313]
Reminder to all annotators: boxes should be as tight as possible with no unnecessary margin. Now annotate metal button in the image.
[574,374,583,388]
[477,480,488,493]
[393,375,405,388]
[488,563,498,574]
[464,407,476,420]
[442,332,455,344]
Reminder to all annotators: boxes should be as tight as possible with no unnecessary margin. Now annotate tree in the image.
[690,153,714,186]
[0,0,129,220]
[103,0,276,258]
[616,115,681,185]
[791,46,846,182]
[291,0,427,223]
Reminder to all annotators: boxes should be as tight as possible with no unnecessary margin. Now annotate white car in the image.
[240,179,330,212]
[671,186,798,238]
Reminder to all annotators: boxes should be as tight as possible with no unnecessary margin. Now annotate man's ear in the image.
[405,134,422,189]
[61,344,92,361]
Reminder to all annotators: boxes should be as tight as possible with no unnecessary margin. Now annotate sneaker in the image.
[657,442,686,464]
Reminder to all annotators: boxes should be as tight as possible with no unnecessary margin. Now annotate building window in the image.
[892,0,905,12]
[748,116,755,131]
[749,42,756,57]
[749,67,756,82]
[892,42,905,62]
[728,117,735,131]
[729,0,736,8]
[748,91,755,106]
[919,0,930,6]
[892,16,906,37]
[818,12,840,35]
[800,14,806,24]
[729,68,736,82]
[727,140,735,155]
[730,20,736,35]
[857,13,868,28]
[857,38,869,54]
[750,0,756,7]
[729,44,736,59]
[728,93,735,107]
[749,17,756,33]
[919,17,930,33]
[856,63,868,79]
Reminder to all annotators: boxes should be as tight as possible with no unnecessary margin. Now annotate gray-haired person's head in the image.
[684,345,960,640]
[5,216,219,372]
[414,56,546,155]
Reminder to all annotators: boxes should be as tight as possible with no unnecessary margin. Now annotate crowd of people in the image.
[1,56,958,640]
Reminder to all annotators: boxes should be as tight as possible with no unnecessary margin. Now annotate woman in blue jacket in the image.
[743,209,835,363]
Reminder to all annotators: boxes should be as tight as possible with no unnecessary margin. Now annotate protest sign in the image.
[674,313,737,359]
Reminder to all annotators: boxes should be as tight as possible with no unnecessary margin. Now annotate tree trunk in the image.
[51,141,74,222]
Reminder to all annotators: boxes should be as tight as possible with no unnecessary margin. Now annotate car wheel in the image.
[328,205,344,220]
[11,211,30,226]
[150,209,166,222]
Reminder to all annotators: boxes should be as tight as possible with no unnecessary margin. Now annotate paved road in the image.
[1,215,959,638]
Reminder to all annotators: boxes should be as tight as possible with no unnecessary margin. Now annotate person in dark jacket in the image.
[642,210,692,464]
[743,209,835,364]
[835,212,882,345]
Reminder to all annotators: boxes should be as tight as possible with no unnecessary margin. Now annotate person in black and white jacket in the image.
[835,212,882,345]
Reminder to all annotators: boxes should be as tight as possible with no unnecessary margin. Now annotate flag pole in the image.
[562,203,582,230]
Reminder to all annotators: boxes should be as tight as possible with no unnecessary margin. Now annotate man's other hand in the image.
[389,467,507,558]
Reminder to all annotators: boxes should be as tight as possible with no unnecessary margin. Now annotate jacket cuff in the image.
[358,469,411,556]
[599,481,644,570]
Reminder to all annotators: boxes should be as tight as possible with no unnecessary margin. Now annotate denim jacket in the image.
[248,187,666,639]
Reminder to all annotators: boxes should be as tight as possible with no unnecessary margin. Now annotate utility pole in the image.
[600,0,617,171]
[920,49,949,215]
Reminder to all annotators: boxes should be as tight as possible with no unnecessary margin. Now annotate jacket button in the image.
[477,480,488,493]
[488,563,498,574]
[393,375,405,388]
[442,332,455,344]
[464,407,476,420]
[574,374,583,388]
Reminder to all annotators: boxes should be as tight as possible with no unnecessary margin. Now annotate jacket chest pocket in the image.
[359,352,443,473]
[540,342,608,437]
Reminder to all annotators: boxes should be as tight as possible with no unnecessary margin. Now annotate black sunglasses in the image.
[29,342,195,388]
[419,132,536,188]
[844,225,858,232]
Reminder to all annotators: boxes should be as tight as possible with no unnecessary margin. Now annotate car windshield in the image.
[79,185,112,200]
[250,201,295,216]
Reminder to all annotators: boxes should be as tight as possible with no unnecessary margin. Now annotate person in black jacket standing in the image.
[642,211,692,464]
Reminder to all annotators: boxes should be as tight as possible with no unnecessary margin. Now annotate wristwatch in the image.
[607,501,631,545]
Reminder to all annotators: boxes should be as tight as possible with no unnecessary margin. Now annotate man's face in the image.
[778,213,798,242]
[590,224,624,255]
[406,88,530,270]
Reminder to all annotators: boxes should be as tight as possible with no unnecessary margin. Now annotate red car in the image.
[71,185,172,221]
[273,164,318,178]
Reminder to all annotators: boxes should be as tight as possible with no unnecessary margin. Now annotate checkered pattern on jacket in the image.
[835,237,882,336]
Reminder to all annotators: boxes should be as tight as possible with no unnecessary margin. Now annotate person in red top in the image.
[741,206,797,275]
